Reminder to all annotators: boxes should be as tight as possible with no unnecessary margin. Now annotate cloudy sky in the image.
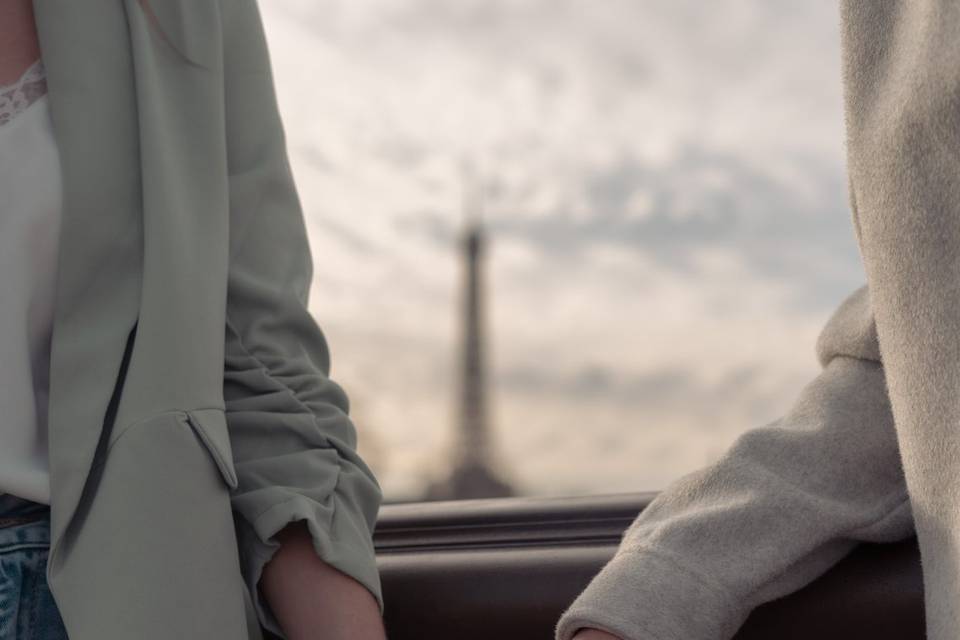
[256,0,863,501]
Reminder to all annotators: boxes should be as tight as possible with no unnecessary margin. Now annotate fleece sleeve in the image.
[559,1,960,636]
[216,0,383,637]
[832,3,960,638]
[554,284,915,640]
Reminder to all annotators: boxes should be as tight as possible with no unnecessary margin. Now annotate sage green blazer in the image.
[31,1,383,638]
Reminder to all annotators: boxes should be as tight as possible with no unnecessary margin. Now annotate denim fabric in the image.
[0,494,50,524]
[0,495,67,640]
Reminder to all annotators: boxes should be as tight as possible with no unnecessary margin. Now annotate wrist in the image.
[572,629,626,640]
[260,521,385,640]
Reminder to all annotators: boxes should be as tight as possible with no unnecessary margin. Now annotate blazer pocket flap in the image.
[184,409,239,490]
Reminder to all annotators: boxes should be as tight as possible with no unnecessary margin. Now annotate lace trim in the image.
[0,58,47,127]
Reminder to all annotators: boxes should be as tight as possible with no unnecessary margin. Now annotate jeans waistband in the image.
[0,493,50,528]
[0,510,50,547]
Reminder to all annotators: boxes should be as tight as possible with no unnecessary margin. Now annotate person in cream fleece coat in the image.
[557,3,960,639]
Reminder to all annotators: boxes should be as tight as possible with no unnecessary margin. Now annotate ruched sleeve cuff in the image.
[233,490,384,639]
[554,545,747,640]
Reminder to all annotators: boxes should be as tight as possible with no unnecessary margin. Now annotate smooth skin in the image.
[262,522,386,640]
[1,1,384,638]
[0,0,42,84]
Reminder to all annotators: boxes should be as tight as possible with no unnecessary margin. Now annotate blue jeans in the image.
[0,494,68,640]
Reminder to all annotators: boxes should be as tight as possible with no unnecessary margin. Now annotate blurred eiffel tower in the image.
[423,169,514,501]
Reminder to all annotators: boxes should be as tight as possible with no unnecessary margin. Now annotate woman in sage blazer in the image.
[2,1,386,638]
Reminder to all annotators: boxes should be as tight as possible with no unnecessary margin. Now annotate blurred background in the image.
[258,0,865,503]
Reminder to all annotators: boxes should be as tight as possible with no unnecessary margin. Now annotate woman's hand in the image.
[259,521,386,640]
[572,629,626,640]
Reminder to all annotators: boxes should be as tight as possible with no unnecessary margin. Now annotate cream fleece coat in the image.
[556,3,960,639]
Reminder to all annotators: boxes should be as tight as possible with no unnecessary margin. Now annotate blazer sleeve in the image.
[555,282,915,640]
[216,1,383,636]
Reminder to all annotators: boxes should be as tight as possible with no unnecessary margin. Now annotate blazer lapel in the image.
[32,0,143,567]
[31,5,253,637]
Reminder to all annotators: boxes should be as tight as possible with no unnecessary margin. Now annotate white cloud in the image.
[257,0,861,500]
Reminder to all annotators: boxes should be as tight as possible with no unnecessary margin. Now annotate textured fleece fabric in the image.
[556,2,960,639]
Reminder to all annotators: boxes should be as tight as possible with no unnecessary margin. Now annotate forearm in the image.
[259,521,386,640]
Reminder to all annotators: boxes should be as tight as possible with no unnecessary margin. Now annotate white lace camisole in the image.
[0,57,63,505]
